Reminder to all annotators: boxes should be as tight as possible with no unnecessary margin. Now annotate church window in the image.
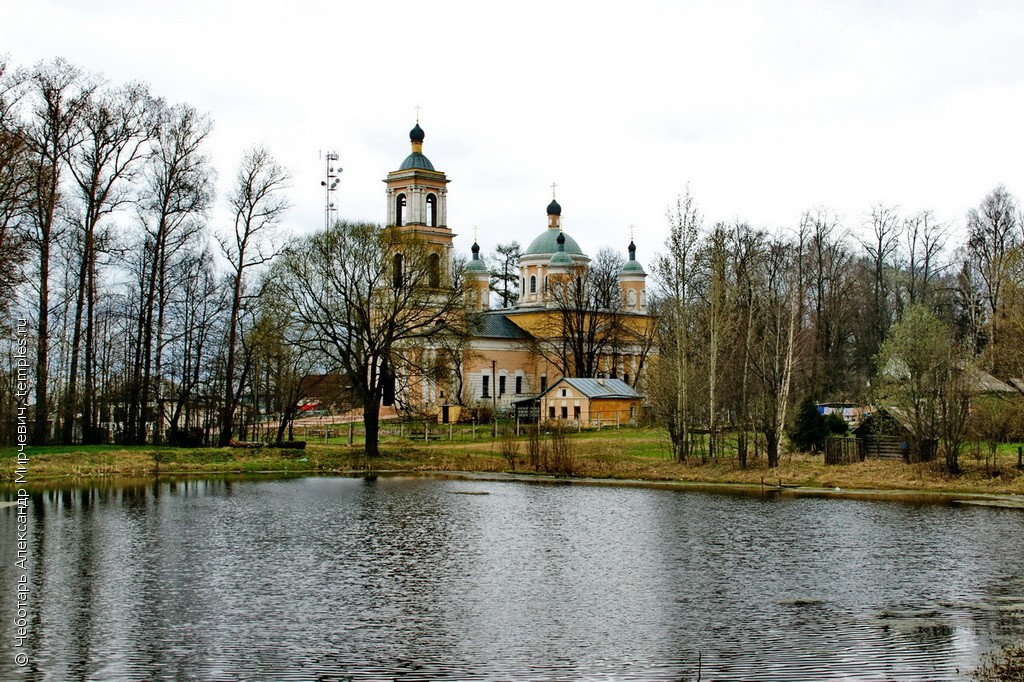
[426,194,437,227]
[521,277,525,294]
[393,253,404,289]
[396,194,407,226]
[428,253,441,288]
[627,289,637,307]
[530,276,536,293]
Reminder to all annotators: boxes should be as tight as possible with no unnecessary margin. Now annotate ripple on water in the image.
[0,476,1022,680]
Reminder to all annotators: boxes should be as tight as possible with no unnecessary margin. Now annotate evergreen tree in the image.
[789,395,829,451]
[489,241,521,308]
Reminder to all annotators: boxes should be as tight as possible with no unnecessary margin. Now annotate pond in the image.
[2,475,1023,680]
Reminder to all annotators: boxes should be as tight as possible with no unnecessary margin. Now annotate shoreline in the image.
[2,429,1023,503]
[3,462,1023,508]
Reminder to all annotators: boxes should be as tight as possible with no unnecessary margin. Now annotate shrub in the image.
[498,426,519,471]
[545,422,578,476]
[526,423,545,472]
[824,412,849,436]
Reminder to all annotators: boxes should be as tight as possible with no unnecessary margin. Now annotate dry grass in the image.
[3,429,1024,496]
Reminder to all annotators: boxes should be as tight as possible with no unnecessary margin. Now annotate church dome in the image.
[410,123,425,143]
[399,152,435,171]
[621,259,646,274]
[465,242,489,274]
[546,198,562,216]
[548,250,573,267]
[523,229,584,257]
[621,240,646,274]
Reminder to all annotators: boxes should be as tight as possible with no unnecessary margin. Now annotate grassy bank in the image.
[3,426,1024,497]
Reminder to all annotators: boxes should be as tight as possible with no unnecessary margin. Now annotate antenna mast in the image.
[321,150,341,229]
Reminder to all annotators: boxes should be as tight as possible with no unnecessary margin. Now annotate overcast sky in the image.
[7,1,1024,265]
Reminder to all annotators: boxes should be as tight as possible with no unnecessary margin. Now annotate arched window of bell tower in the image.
[530,276,537,294]
[425,194,437,227]
[393,253,404,289]
[428,252,441,288]
[396,194,407,226]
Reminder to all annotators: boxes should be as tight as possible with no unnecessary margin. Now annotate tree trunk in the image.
[363,400,381,458]
[33,236,50,445]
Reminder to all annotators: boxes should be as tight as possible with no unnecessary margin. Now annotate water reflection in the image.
[1,476,1022,680]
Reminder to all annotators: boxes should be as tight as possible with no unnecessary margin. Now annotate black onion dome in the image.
[471,241,480,255]
[546,198,561,216]
[410,123,425,143]
[628,240,636,256]
[556,232,566,247]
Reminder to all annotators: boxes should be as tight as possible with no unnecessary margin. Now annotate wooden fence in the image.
[824,437,862,465]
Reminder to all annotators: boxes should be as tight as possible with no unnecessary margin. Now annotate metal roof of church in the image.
[469,313,533,339]
[399,152,435,171]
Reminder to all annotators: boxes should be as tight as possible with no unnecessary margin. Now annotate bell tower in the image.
[384,121,454,253]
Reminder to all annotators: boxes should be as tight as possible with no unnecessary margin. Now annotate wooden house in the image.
[535,377,642,426]
[852,407,936,462]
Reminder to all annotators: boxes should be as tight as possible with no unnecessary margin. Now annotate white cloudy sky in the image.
[7,1,1024,263]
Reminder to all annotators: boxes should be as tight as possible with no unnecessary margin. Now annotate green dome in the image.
[621,259,646,274]
[548,250,573,266]
[400,152,435,171]
[523,229,584,257]
[621,240,645,274]
[466,242,488,273]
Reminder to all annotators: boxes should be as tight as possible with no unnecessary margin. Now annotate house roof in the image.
[968,368,1016,394]
[541,377,642,400]
[469,312,533,339]
[852,406,914,437]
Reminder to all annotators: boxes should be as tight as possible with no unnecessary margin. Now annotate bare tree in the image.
[653,190,702,461]
[125,102,213,443]
[858,204,901,375]
[61,81,154,443]
[164,247,223,445]
[746,236,799,468]
[902,210,948,308]
[0,59,31,311]
[276,221,468,458]
[801,208,855,397]
[217,146,290,446]
[533,249,624,379]
[966,185,1020,368]
[19,58,95,444]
